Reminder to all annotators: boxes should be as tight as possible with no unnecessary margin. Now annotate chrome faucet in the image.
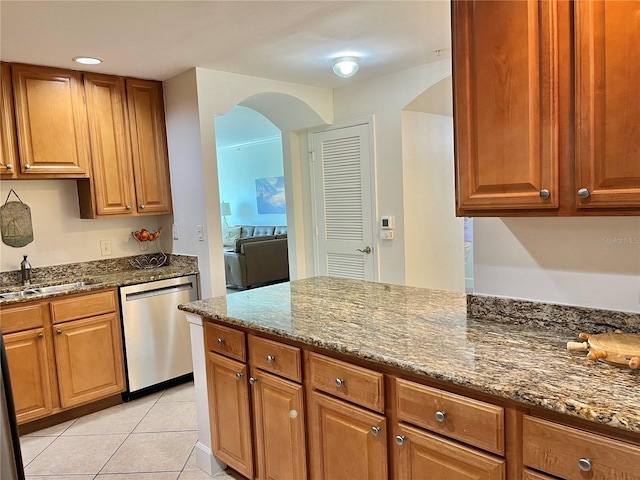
[20,255,31,286]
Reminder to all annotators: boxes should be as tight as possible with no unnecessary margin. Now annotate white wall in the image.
[330,60,453,285]
[217,138,286,227]
[0,180,163,272]
[474,217,640,313]
[402,111,464,292]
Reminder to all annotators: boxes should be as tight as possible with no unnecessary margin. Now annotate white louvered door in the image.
[312,123,376,281]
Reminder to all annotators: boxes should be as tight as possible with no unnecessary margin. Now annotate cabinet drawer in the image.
[50,290,116,324]
[396,377,504,455]
[0,302,47,333]
[205,322,246,361]
[308,352,384,413]
[523,416,640,480]
[249,335,301,382]
[523,469,556,480]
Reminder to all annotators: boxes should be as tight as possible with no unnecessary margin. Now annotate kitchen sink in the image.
[34,281,89,294]
[0,289,39,299]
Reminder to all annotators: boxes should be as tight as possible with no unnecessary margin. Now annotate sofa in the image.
[223,225,289,289]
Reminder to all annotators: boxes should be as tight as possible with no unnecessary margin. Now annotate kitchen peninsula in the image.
[180,277,640,480]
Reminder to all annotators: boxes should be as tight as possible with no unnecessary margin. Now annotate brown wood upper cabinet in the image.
[78,74,172,217]
[1,62,19,179]
[11,63,91,178]
[452,0,640,216]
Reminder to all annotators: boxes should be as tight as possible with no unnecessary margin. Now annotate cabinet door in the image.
[1,62,18,178]
[394,423,505,480]
[453,0,560,212]
[53,312,125,409]
[575,0,640,208]
[309,391,387,480]
[82,73,136,216]
[11,64,90,177]
[251,368,307,480]
[206,352,254,479]
[126,78,172,214]
[4,328,54,424]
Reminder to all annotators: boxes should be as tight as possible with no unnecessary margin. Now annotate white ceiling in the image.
[0,0,451,89]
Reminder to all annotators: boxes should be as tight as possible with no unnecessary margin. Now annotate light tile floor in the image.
[19,382,245,480]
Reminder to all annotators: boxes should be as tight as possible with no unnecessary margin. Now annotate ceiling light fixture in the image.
[332,57,359,78]
[72,56,102,65]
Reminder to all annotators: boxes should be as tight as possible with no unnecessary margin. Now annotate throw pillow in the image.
[223,226,242,247]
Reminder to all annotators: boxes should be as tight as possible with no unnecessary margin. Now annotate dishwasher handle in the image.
[124,282,194,301]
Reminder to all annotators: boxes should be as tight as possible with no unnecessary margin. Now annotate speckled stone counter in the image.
[179,276,640,435]
[0,254,199,305]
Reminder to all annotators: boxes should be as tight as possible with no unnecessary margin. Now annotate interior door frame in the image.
[308,115,379,282]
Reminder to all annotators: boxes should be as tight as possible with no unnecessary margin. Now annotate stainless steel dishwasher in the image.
[119,275,198,400]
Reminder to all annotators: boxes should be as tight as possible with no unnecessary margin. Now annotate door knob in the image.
[356,246,372,254]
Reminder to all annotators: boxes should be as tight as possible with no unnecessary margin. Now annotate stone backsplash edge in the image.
[467,294,640,335]
[0,254,198,287]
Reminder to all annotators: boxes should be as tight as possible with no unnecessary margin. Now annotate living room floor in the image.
[19,382,245,480]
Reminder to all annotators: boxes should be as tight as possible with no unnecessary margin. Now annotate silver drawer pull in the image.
[217,338,225,345]
[266,354,276,363]
[335,378,345,388]
[435,411,446,422]
[395,435,405,446]
[578,458,592,472]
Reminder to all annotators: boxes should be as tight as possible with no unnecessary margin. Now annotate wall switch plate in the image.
[100,240,112,256]
[172,223,179,240]
[380,230,394,240]
[197,225,204,242]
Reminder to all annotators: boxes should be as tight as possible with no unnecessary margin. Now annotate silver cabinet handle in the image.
[435,411,446,422]
[235,372,243,380]
[577,188,590,199]
[25,164,31,169]
[249,377,257,385]
[126,205,132,211]
[371,426,381,436]
[335,378,345,387]
[38,332,44,339]
[539,189,550,199]
[578,458,592,472]
[217,338,225,345]
[356,246,372,254]
[266,355,276,363]
[56,329,62,335]
[395,435,405,446]
[5,164,12,170]
[140,204,146,209]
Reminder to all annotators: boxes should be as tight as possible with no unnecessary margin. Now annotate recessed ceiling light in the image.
[72,56,102,65]
[332,57,359,78]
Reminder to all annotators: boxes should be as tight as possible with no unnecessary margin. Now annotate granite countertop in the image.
[179,276,640,435]
[0,255,199,305]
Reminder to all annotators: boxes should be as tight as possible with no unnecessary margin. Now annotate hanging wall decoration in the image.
[0,189,34,247]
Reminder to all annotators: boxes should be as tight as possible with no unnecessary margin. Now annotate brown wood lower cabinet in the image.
[53,312,125,409]
[0,289,125,425]
[250,368,306,480]
[206,351,253,479]
[309,391,387,480]
[3,327,54,423]
[522,469,557,480]
[394,423,505,480]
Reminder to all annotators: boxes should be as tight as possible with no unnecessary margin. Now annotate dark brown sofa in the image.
[223,226,289,288]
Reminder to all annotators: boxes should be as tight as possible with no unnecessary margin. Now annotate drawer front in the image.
[523,416,640,480]
[523,469,556,480]
[0,302,47,333]
[205,322,246,361]
[309,352,384,413]
[249,335,302,382]
[50,290,116,324]
[396,377,504,455]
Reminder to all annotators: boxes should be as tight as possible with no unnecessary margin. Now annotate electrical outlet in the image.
[380,230,394,240]
[100,240,112,256]
[172,223,179,240]
[197,225,204,242]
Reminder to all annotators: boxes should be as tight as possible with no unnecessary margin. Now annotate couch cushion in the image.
[223,226,243,247]
[234,235,276,253]
[274,226,287,235]
[240,226,255,238]
[252,226,275,237]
